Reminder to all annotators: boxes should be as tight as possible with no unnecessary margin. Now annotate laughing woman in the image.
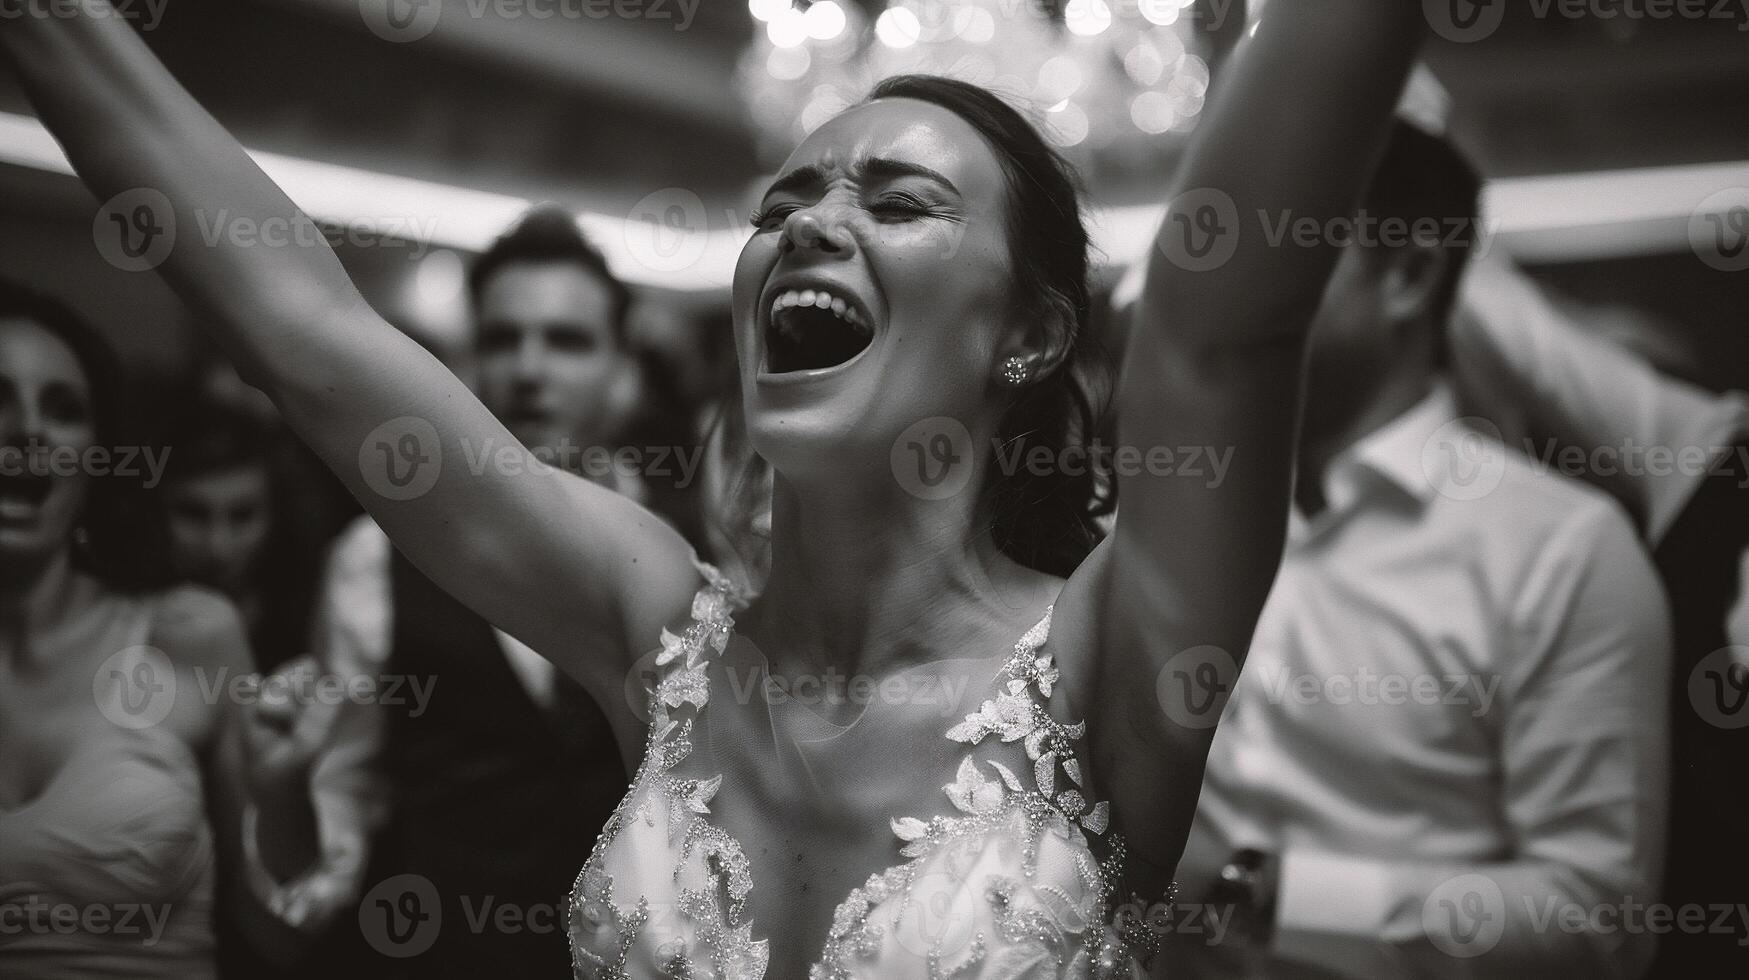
[2,4,1421,976]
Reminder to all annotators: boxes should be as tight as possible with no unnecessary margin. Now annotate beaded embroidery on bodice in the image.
[568,557,1167,978]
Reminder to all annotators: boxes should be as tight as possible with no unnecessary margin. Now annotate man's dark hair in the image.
[466,204,632,341]
[1359,121,1484,329]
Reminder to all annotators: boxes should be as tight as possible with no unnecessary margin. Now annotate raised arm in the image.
[1452,251,1749,545]
[1081,0,1425,873]
[0,9,699,714]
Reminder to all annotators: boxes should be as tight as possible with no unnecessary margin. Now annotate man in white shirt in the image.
[1450,254,1749,976]
[1174,119,1673,978]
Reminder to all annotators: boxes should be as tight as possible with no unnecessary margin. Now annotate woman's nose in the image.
[0,398,45,445]
[781,206,854,257]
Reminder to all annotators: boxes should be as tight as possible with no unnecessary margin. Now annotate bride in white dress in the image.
[2,3,1423,975]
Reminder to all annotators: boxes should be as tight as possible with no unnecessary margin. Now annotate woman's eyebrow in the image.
[857,157,960,195]
[762,163,824,199]
[762,158,961,199]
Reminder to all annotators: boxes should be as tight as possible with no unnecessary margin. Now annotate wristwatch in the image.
[1210,846,1279,946]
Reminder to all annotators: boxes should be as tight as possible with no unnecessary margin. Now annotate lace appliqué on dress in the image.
[569,560,1176,979]
[570,557,768,980]
[810,608,1177,980]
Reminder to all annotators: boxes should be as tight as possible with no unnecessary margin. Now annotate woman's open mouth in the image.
[764,287,874,374]
[0,470,54,521]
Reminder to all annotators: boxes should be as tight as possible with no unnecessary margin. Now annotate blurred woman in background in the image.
[0,280,329,978]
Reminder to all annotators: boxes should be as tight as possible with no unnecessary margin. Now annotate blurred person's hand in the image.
[237,654,342,805]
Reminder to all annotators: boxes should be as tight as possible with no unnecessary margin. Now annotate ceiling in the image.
[2,0,1742,215]
[0,0,1742,382]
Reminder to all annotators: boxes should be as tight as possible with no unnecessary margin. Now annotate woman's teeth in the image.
[769,288,867,330]
[764,285,876,373]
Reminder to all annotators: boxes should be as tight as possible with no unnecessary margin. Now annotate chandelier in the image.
[735,0,1232,171]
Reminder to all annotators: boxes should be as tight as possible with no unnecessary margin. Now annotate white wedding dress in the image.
[568,556,1168,978]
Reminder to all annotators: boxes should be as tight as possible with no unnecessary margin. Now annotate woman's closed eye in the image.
[749,193,955,231]
[867,191,943,221]
[749,203,799,231]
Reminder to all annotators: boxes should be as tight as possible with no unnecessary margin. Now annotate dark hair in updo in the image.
[866,74,1113,578]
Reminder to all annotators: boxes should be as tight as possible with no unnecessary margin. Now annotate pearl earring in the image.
[1000,355,1031,387]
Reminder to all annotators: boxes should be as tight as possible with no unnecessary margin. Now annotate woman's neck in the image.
[748,475,1054,679]
[0,548,91,667]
